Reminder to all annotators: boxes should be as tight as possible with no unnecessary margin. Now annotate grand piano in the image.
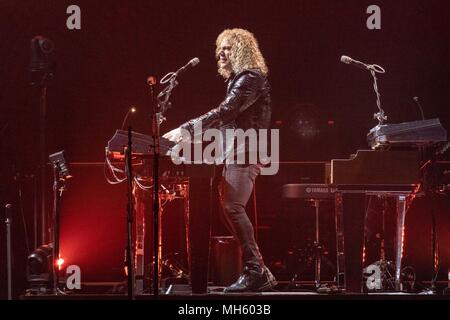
[333,119,447,292]
[283,118,448,293]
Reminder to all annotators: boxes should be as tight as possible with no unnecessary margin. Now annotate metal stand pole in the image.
[378,196,391,291]
[33,173,38,250]
[334,192,346,291]
[313,200,321,288]
[134,185,145,295]
[394,195,407,291]
[51,167,60,294]
[149,82,161,298]
[430,195,438,293]
[125,127,135,300]
[5,204,13,300]
[51,166,64,295]
[40,86,48,245]
[157,198,163,293]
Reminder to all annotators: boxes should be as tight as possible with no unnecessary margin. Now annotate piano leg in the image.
[313,200,321,288]
[335,192,366,293]
[394,195,407,291]
[187,177,213,294]
[336,191,412,293]
[334,192,345,290]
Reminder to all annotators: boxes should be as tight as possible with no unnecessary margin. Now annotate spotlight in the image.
[29,35,55,85]
[27,244,53,294]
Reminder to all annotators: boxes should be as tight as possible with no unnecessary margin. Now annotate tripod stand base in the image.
[316,284,340,293]
[418,288,436,295]
[287,281,340,294]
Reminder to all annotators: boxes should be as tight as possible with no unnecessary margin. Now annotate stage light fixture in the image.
[30,35,55,85]
[27,243,53,293]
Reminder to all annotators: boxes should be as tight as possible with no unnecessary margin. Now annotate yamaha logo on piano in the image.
[306,186,337,194]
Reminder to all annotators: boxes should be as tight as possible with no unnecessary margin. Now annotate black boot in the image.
[223,265,277,293]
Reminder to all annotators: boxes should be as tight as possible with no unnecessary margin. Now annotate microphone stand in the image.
[149,72,178,297]
[51,166,61,294]
[342,56,386,126]
[49,155,70,295]
[368,65,387,126]
[420,149,440,294]
[5,204,13,300]
[149,79,161,298]
[125,127,135,299]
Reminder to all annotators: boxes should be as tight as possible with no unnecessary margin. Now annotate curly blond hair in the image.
[215,28,268,79]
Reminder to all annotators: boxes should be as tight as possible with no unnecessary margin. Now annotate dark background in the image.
[0,0,449,298]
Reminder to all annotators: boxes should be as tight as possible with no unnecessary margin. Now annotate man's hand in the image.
[162,127,183,143]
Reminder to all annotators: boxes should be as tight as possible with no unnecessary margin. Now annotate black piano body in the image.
[331,118,448,292]
[283,149,422,292]
[330,148,424,293]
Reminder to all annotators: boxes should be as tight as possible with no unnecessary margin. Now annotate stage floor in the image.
[19,281,450,300]
[20,290,450,300]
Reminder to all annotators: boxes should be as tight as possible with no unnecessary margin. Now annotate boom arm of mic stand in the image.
[157,77,179,121]
[369,68,387,125]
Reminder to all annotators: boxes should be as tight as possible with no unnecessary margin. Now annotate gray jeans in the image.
[218,164,264,268]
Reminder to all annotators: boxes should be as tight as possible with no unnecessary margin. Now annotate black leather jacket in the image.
[181,69,271,161]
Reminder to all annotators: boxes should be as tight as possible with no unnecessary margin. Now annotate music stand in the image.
[48,150,71,294]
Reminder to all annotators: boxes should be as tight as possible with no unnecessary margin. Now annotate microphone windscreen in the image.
[190,57,200,66]
[147,76,157,86]
[340,55,351,64]
[5,203,12,220]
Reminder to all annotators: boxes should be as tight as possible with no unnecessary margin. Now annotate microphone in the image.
[412,96,425,120]
[5,204,12,221]
[340,55,371,71]
[147,76,157,86]
[121,106,137,130]
[174,57,200,77]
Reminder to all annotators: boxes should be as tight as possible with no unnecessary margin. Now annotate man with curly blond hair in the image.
[164,28,276,293]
